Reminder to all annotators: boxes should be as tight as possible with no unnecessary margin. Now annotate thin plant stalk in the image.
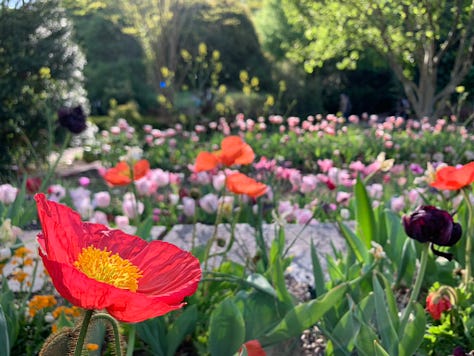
[91,313,122,355]
[400,243,429,330]
[461,187,473,285]
[74,309,94,356]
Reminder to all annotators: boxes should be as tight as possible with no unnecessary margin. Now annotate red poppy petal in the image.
[242,340,266,356]
[131,241,201,302]
[431,164,472,190]
[35,193,83,263]
[195,151,219,172]
[106,293,185,323]
[103,162,132,186]
[226,173,267,198]
[133,159,150,181]
[233,143,255,165]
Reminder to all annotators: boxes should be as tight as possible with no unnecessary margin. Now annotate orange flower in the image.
[103,160,150,186]
[430,161,474,190]
[226,172,267,198]
[195,136,254,172]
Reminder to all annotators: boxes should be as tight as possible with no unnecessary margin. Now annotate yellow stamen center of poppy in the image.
[74,246,143,292]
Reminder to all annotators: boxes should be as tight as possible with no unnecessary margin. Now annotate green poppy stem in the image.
[461,188,473,285]
[400,243,429,330]
[74,309,93,356]
[91,313,122,356]
[126,324,136,356]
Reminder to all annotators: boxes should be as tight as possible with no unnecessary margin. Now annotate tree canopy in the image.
[281,0,474,119]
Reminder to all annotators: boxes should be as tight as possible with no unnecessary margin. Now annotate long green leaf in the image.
[398,303,426,356]
[310,239,327,298]
[337,220,368,263]
[260,282,349,346]
[209,299,245,356]
[166,306,198,356]
[135,317,166,356]
[354,177,376,248]
[372,274,399,354]
[354,321,380,356]
[374,340,391,356]
[0,306,10,356]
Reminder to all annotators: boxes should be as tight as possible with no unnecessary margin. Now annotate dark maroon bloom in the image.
[453,346,467,356]
[402,206,462,260]
[58,106,87,134]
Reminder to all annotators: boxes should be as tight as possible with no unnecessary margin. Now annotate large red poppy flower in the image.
[195,136,254,172]
[430,161,474,190]
[34,193,201,323]
[226,172,268,198]
[103,160,150,186]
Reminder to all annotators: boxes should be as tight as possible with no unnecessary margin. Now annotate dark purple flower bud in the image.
[402,206,462,260]
[58,105,87,134]
[453,346,467,356]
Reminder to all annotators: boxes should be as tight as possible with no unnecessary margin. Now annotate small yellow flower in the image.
[198,42,207,56]
[376,152,394,172]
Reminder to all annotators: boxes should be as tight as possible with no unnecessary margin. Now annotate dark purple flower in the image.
[402,205,462,260]
[58,106,87,134]
[453,346,467,356]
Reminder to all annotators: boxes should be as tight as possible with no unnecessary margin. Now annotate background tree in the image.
[64,4,155,115]
[0,0,88,178]
[282,0,474,119]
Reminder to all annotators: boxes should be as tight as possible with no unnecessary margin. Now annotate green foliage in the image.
[66,6,155,114]
[0,0,88,178]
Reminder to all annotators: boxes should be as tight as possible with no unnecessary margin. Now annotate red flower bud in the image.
[426,292,452,320]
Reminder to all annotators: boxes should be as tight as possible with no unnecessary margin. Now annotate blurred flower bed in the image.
[0,111,474,355]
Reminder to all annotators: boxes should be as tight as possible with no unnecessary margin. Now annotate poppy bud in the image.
[426,292,452,320]
[58,105,87,134]
[402,205,462,260]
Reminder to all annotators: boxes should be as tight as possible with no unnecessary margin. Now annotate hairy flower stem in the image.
[400,243,429,330]
[74,309,94,356]
[462,188,473,285]
[91,313,122,356]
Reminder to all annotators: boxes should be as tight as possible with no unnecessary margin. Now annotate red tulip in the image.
[226,172,268,198]
[103,160,150,186]
[430,161,474,190]
[34,193,201,323]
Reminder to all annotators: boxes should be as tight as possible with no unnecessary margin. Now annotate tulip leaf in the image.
[372,274,399,354]
[374,340,391,356]
[245,274,277,298]
[337,220,368,263]
[0,306,10,356]
[398,303,426,356]
[396,238,416,285]
[353,320,380,356]
[310,238,327,298]
[259,282,349,346]
[166,305,198,356]
[354,177,376,248]
[209,299,245,356]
